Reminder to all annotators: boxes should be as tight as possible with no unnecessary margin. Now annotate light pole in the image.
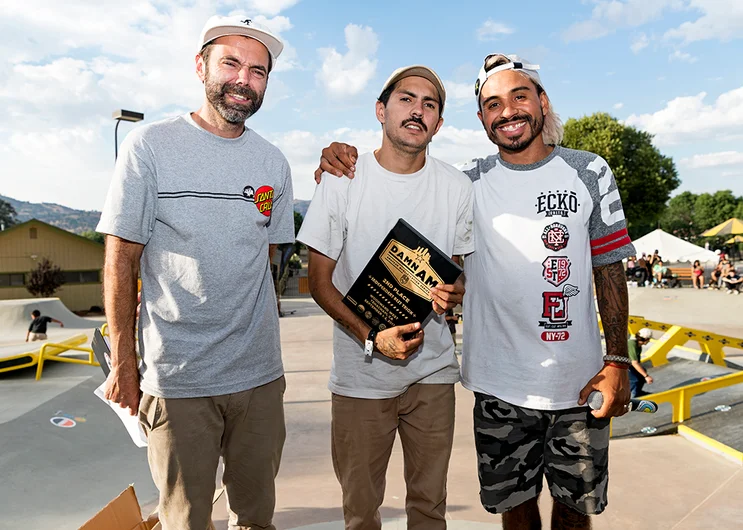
[113,109,144,161]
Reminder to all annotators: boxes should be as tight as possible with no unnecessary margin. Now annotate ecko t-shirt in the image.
[459,146,635,410]
[97,114,295,399]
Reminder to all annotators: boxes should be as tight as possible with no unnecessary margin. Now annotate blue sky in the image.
[1,0,742,210]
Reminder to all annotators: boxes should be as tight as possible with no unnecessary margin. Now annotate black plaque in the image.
[343,218,463,332]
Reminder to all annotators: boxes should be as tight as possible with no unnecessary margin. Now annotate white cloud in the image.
[245,0,301,17]
[316,24,378,97]
[562,0,682,42]
[664,0,743,43]
[477,20,515,41]
[624,86,743,145]
[630,33,650,53]
[669,50,698,62]
[614,102,624,109]
[680,151,743,169]
[269,125,498,200]
[443,80,474,108]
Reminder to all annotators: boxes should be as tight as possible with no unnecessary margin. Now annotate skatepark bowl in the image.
[1,290,742,529]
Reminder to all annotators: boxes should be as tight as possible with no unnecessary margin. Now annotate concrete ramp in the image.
[0,298,103,345]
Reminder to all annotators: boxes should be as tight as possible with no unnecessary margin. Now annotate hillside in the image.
[0,194,312,234]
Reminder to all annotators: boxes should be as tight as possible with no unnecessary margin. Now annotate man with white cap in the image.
[96,15,294,530]
[628,328,654,397]
[315,53,636,529]
[297,65,473,529]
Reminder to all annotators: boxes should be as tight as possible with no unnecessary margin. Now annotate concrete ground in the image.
[0,288,741,529]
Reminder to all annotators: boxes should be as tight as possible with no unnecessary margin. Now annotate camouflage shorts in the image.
[473,393,610,516]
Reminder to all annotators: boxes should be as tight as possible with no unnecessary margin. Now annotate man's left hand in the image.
[578,364,630,418]
[430,276,465,314]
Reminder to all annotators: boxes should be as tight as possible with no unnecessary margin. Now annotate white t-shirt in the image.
[459,146,635,410]
[298,152,474,399]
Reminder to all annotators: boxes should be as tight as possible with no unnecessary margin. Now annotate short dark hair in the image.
[378,79,444,117]
[199,39,273,73]
[32,310,40,317]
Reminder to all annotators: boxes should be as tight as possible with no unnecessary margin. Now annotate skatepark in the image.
[1,288,741,529]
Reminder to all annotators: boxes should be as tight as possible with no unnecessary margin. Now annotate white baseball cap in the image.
[638,328,653,340]
[198,15,284,70]
[379,65,447,113]
[474,54,542,102]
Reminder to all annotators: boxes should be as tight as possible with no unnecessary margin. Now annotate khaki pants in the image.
[331,383,456,530]
[139,376,286,530]
[29,333,47,341]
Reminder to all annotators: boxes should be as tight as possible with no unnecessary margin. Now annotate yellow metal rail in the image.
[35,335,99,380]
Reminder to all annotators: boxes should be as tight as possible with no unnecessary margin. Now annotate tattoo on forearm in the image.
[594,261,629,358]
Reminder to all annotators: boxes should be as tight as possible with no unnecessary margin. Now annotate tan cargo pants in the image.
[139,376,286,530]
[331,383,456,530]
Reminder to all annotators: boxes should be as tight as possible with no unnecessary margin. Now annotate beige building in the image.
[0,219,103,312]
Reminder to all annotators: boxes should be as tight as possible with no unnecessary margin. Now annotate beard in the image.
[385,116,432,154]
[204,68,264,124]
[485,110,544,153]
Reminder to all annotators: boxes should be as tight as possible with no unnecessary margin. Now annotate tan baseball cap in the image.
[379,65,446,113]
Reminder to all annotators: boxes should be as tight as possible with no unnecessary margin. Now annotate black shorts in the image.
[473,393,610,515]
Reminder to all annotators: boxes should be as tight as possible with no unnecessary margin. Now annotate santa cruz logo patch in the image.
[541,223,569,251]
[254,186,274,216]
[542,256,571,287]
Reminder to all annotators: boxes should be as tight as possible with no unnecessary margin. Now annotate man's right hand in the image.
[374,322,424,360]
[314,142,358,183]
[105,362,141,416]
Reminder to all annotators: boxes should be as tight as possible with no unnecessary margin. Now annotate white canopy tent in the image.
[632,229,718,264]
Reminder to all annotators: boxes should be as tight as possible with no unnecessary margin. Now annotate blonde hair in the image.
[482,55,564,146]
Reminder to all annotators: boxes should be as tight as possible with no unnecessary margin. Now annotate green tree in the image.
[734,201,743,221]
[693,191,740,233]
[659,191,698,240]
[562,113,680,239]
[0,199,17,229]
[26,258,66,298]
[293,211,304,253]
[80,230,105,244]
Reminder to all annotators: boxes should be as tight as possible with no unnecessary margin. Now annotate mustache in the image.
[401,116,427,132]
[221,82,259,102]
[491,114,532,133]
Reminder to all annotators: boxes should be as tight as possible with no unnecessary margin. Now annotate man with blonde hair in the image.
[315,52,636,530]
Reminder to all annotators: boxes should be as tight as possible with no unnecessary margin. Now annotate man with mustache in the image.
[96,15,294,530]
[297,66,473,530]
[315,54,635,530]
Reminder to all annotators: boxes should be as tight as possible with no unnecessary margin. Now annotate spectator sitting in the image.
[709,262,724,290]
[626,256,636,280]
[652,259,668,287]
[627,328,654,398]
[723,267,742,295]
[691,260,704,289]
[25,309,64,342]
[636,254,649,286]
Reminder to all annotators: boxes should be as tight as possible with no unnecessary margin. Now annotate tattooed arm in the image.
[307,248,423,360]
[578,260,631,418]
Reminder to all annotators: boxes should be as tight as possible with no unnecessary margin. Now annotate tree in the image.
[293,210,304,254]
[80,230,105,244]
[26,258,66,298]
[0,199,17,229]
[659,191,697,240]
[562,113,680,239]
[693,191,740,233]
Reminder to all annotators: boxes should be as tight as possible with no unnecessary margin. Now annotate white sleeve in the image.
[453,182,475,255]
[296,173,349,260]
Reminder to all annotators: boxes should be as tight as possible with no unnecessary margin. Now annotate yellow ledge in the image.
[677,425,743,466]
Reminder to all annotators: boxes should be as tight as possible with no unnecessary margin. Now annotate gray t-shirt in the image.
[97,114,294,398]
[297,152,474,399]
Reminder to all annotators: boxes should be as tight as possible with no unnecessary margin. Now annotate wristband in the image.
[365,329,378,358]
[603,354,632,366]
[604,361,629,370]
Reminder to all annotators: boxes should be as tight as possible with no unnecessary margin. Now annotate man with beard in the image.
[297,66,473,530]
[96,15,294,530]
[314,54,635,530]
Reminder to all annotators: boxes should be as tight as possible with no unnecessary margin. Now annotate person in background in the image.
[652,259,668,287]
[691,260,704,289]
[627,328,654,397]
[25,310,64,342]
[723,266,742,294]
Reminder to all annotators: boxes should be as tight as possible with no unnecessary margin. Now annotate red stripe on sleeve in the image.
[591,227,629,248]
[591,235,632,256]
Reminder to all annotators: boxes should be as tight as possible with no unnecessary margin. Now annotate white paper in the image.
[94,381,148,448]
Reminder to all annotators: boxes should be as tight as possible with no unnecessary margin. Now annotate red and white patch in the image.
[541,222,569,251]
[541,331,570,342]
[542,256,571,287]
[254,185,274,217]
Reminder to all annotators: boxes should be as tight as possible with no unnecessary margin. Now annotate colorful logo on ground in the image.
[542,256,571,287]
[539,284,580,330]
[541,222,570,251]
[535,190,579,218]
[254,185,274,217]
[50,412,86,428]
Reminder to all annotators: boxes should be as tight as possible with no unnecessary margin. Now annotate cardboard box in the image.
[80,485,222,530]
